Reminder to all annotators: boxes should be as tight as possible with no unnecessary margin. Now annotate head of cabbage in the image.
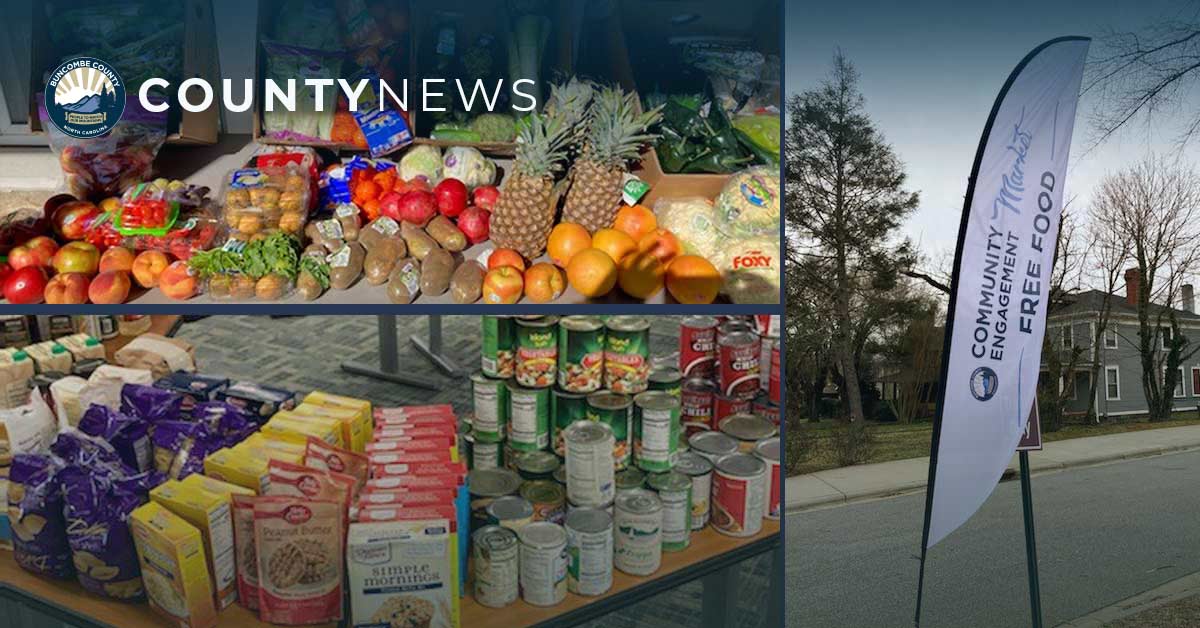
[442,146,496,190]
[399,145,443,183]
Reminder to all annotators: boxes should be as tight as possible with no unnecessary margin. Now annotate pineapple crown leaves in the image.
[513,109,572,179]
[580,85,665,168]
[546,77,596,133]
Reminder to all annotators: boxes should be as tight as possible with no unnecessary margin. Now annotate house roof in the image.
[1051,289,1200,321]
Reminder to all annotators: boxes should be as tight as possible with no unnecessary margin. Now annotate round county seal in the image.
[969,366,998,402]
[44,57,125,139]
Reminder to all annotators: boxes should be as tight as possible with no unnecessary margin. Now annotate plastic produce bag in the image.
[713,166,780,239]
[261,41,341,143]
[715,235,780,304]
[654,196,725,260]
[8,453,73,579]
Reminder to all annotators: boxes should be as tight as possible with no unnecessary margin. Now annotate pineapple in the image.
[545,77,595,142]
[562,86,663,234]
[489,111,572,258]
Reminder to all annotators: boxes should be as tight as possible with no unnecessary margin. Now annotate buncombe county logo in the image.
[45,57,125,139]
[969,366,999,402]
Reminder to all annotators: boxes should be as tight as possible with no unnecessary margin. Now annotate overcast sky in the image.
[787,0,1200,258]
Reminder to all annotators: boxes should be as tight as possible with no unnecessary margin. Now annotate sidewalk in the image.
[787,424,1200,512]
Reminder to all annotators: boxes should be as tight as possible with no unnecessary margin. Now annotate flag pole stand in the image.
[1019,450,1044,628]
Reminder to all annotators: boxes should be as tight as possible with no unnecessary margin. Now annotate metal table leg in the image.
[410,315,464,377]
[702,562,741,628]
[767,544,783,627]
[341,315,441,390]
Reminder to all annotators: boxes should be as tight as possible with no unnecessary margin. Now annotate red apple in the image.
[457,206,490,244]
[53,241,101,276]
[88,270,131,304]
[3,267,47,304]
[10,236,58,269]
[44,273,90,304]
[473,185,500,211]
[482,266,524,304]
[52,201,101,240]
[0,264,11,286]
[433,178,468,218]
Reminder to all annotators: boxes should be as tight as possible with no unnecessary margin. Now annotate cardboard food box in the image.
[292,401,368,454]
[149,480,240,609]
[114,333,196,380]
[265,411,345,449]
[26,0,220,145]
[129,501,219,628]
[203,448,270,495]
[347,518,459,628]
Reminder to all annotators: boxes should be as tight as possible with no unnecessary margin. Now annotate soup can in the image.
[487,495,535,531]
[473,525,519,608]
[557,316,605,393]
[719,331,762,400]
[481,316,516,378]
[674,451,714,530]
[648,367,682,397]
[614,488,663,576]
[719,414,778,453]
[713,392,753,426]
[466,430,504,470]
[768,341,781,405]
[604,316,651,394]
[552,465,566,487]
[681,377,717,435]
[521,479,567,525]
[471,371,509,441]
[758,333,777,391]
[518,522,568,607]
[688,431,740,465]
[679,315,719,379]
[515,450,560,482]
[507,381,550,452]
[585,391,632,468]
[754,437,781,520]
[551,388,589,457]
[633,391,681,473]
[568,499,614,517]
[752,395,781,426]
[646,471,692,552]
[615,467,646,497]
[565,507,614,597]
[718,319,755,340]
[515,316,559,388]
[468,468,523,533]
[564,420,616,508]
[711,453,767,537]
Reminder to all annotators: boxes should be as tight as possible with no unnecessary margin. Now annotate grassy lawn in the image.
[787,413,1200,476]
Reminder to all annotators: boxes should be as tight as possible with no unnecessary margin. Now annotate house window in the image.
[1105,366,1120,400]
[1104,328,1118,349]
[1161,327,1173,350]
[1164,367,1185,398]
[1061,325,1073,349]
[1191,367,1200,396]
[0,3,36,144]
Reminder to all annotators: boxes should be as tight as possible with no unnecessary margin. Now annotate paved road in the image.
[787,450,1200,628]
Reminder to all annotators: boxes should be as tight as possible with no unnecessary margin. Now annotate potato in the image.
[232,275,257,300]
[364,238,404,285]
[419,248,456,296]
[387,258,421,304]
[336,204,361,241]
[425,215,468,252]
[359,216,402,252]
[450,261,485,304]
[308,218,344,251]
[297,271,324,301]
[401,221,439,261]
[303,242,327,257]
[329,242,365,290]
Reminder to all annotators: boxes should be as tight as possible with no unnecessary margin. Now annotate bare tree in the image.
[1083,198,1132,420]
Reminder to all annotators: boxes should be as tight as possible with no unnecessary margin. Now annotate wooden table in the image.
[0,522,779,628]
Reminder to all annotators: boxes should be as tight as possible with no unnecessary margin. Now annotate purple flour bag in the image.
[193,400,258,446]
[49,430,129,475]
[78,404,152,473]
[8,453,73,579]
[120,383,183,423]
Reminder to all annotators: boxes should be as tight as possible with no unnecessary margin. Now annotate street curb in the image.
[786,442,1200,514]
[1055,571,1200,626]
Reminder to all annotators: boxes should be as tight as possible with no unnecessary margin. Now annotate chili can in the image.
[719,331,762,400]
[466,430,504,470]
[754,437,781,521]
[719,414,778,453]
[679,315,719,379]
[471,371,509,441]
[648,367,683,397]
[557,316,605,393]
[518,522,568,607]
[565,507,614,597]
[615,467,646,497]
[488,495,535,531]
[711,453,767,537]
[758,333,778,391]
[585,391,632,468]
[688,431,739,465]
[604,316,651,394]
[507,381,550,451]
[681,377,717,436]
[752,394,781,426]
[718,319,755,340]
[469,468,523,533]
[521,480,567,525]
[551,388,589,457]
[713,392,753,426]
[614,489,663,576]
[754,315,781,338]
[473,525,519,608]
[515,316,559,388]
[674,451,714,530]
[563,420,616,508]
[515,450,560,482]
[769,341,781,405]
[482,315,516,378]
[633,391,681,473]
[646,471,692,552]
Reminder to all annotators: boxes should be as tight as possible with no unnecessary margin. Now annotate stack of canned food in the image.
[464,315,782,609]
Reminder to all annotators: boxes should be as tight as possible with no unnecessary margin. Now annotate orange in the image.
[566,248,618,298]
[637,229,683,265]
[613,205,657,242]
[547,223,592,268]
[665,255,722,304]
[618,251,665,300]
[592,228,638,264]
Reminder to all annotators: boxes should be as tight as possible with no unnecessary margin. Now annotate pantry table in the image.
[0,521,779,628]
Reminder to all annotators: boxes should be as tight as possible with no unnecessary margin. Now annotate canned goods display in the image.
[646,471,692,552]
[754,437,781,521]
[472,371,509,441]
[482,315,516,378]
[515,316,559,388]
[466,430,504,470]
[679,315,718,379]
[473,525,519,608]
[551,388,589,457]
[681,377,717,435]
[713,392,753,425]
[568,499,615,517]
[633,391,681,473]
[648,367,682,396]
[507,381,551,451]
[719,414,778,453]
[675,452,714,530]
[689,431,740,464]
[515,450,561,482]
[614,467,646,496]
[711,453,767,537]
[604,316,652,394]
[565,507,614,596]
[718,319,755,339]
[488,495,535,531]
[521,480,567,524]
[585,390,632,468]
[718,331,762,400]
[469,468,523,533]
[518,522,568,607]
[614,488,663,576]
[557,316,605,392]
[564,420,616,507]
[769,341,781,405]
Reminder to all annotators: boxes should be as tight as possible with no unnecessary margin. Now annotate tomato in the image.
[3,266,47,304]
